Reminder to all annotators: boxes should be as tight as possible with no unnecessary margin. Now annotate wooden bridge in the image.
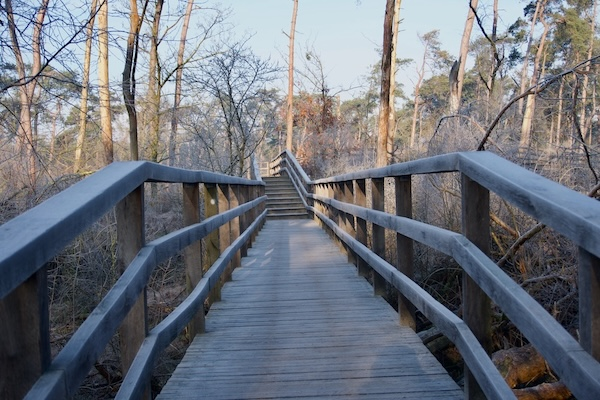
[1,151,600,399]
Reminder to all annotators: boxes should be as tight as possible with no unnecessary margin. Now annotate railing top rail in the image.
[0,161,264,301]
[273,150,312,185]
[281,150,600,260]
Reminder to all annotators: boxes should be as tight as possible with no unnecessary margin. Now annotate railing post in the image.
[344,180,356,265]
[333,182,344,249]
[218,184,232,282]
[461,174,491,400]
[0,268,50,399]
[395,176,416,330]
[203,183,220,303]
[355,179,369,277]
[371,178,387,296]
[115,185,148,392]
[239,186,249,256]
[183,183,204,338]
[230,185,241,270]
[579,248,600,360]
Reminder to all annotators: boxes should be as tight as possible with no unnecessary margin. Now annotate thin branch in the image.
[477,55,600,151]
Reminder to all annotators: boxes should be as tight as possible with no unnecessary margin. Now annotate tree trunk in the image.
[123,0,146,161]
[6,0,49,187]
[581,0,597,144]
[75,0,98,172]
[450,0,478,114]
[98,0,113,165]
[286,0,299,152]
[410,41,428,148]
[169,0,194,166]
[555,76,564,145]
[518,0,543,114]
[377,0,395,167]
[520,5,549,150]
[486,0,499,102]
[386,0,401,163]
[148,0,164,163]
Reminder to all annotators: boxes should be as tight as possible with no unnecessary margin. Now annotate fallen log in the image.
[512,381,571,400]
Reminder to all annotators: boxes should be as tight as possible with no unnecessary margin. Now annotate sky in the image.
[214,0,525,99]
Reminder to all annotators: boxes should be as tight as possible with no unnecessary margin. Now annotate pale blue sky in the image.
[214,0,525,99]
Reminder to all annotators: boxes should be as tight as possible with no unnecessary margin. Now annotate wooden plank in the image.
[158,220,463,399]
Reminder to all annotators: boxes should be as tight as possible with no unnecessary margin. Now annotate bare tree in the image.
[169,0,195,166]
[286,0,299,152]
[191,41,279,175]
[5,0,49,186]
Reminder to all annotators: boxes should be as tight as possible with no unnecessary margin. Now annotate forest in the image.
[1,0,599,398]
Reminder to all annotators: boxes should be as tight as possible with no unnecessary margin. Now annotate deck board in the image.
[158,219,463,399]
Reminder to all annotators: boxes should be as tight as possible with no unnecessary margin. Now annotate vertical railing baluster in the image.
[579,248,600,360]
[116,185,148,396]
[395,176,416,330]
[371,178,386,296]
[355,179,369,277]
[461,174,491,400]
[183,183,204,337]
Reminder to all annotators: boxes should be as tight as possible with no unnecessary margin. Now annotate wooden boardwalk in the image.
[158,220,463,399]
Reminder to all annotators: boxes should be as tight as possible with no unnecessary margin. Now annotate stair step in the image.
[264,174,309,220]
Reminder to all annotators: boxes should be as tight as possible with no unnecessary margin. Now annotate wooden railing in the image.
[0,161,266,399]
[271,150,600,400]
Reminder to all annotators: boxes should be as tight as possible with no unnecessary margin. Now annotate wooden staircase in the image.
[264,173,308,219]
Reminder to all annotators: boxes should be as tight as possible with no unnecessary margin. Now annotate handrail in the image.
[273,150,600,400]
[0,161,265,399]
[0,161,264,300]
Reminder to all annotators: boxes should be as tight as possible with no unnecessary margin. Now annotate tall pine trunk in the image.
[6,0,48,187]
[123,0,146,161]
[75,0,98,171]
[148,0,164,163]
[286,0,299,152]
[377,0,394,167]
[450,0,478,114]
[520,6,549,150]
[98,0,113,165]
[169,0,195,166]
[386,0,401,163]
